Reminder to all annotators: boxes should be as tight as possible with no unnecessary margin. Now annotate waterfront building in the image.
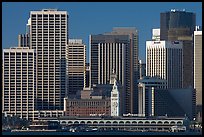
[2,47,36,120]
[137,76,195,120]
[160,9,196,88]
[111,78,120,116]
[29,9,68,111]
[194,28,202,122]
[154,88,196,120]
[90,27,139,114]
[138,76,167,117]
[67,39,86,96]
[43,116,190,132]
[146,40,183,88]
[63,77,123,117]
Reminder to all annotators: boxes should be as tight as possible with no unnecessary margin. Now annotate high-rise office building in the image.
[18,34,30,47]
[90,27,139,114]
[160,9,195,41]
[29,9,68,110]
[194,29,202,122]
[2,47,36,120]
[67,39,86,96]
[160,10,196,88]
[146,40,183,88]
[138,76,167,117]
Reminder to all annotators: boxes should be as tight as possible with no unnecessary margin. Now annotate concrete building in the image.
[154,88,196,120]
[138,76,167,117]
[139,60,146,79]
[160,9,196,88]
[137,76,196,120]
[45,116,190,132]
[90,27,139,114]
[152,28,160,41]
[29,9,68,111]
[2,47,36,120]
[194,29,202,122]
[85,63,90,88]
[67,39,86,96]
[18,34,30,47]
[146,40,183,89]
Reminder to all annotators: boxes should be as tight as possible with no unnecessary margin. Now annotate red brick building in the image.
[64,97,111,116]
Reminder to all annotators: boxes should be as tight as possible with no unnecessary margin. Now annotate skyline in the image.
[2,2,202,63]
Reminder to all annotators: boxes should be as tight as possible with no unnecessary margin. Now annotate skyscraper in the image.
[160,9,196,88]
[160,9,195,41]
[194,29,202,122]
[90,27,139,114]
[2,47,36,120]
[29,9,68,111]
[67,39,86,96]
[146,40,183,88]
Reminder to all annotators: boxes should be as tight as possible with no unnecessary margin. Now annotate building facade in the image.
[160,10,196,88]
[154,88,196,120]
[85,63,90,88]
[67,39,86,96]
[18,34,30,47]
[146,40,183,88]
[139,60,146,79]
[90,27,139,114]
[64,98,111,117]
[2,47,36,120]
[160,9,195,41]
[194,29,202,122]
[29,9,68,111]
[111,78,120,116]
[152,28,160,41]
[138,76,167,117]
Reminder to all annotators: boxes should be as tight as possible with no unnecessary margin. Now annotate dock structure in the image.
[38,116,189,132]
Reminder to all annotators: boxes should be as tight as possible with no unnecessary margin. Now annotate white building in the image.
[29,9,68,111]
[111,78,120,116]
[152,28,160,41]
[2,47,36,120]
[146,40,183,88]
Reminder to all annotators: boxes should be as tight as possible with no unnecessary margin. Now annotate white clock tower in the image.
[111,78,120,116]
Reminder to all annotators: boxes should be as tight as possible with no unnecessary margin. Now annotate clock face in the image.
[113,102,118,106]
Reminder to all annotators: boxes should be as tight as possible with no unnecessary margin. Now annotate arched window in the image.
[132,121,137,124]
[113,121,118,124]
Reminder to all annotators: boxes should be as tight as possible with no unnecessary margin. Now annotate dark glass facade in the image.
[160,10,196,41]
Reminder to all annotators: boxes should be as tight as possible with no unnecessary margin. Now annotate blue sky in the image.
[2,2,202,63]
